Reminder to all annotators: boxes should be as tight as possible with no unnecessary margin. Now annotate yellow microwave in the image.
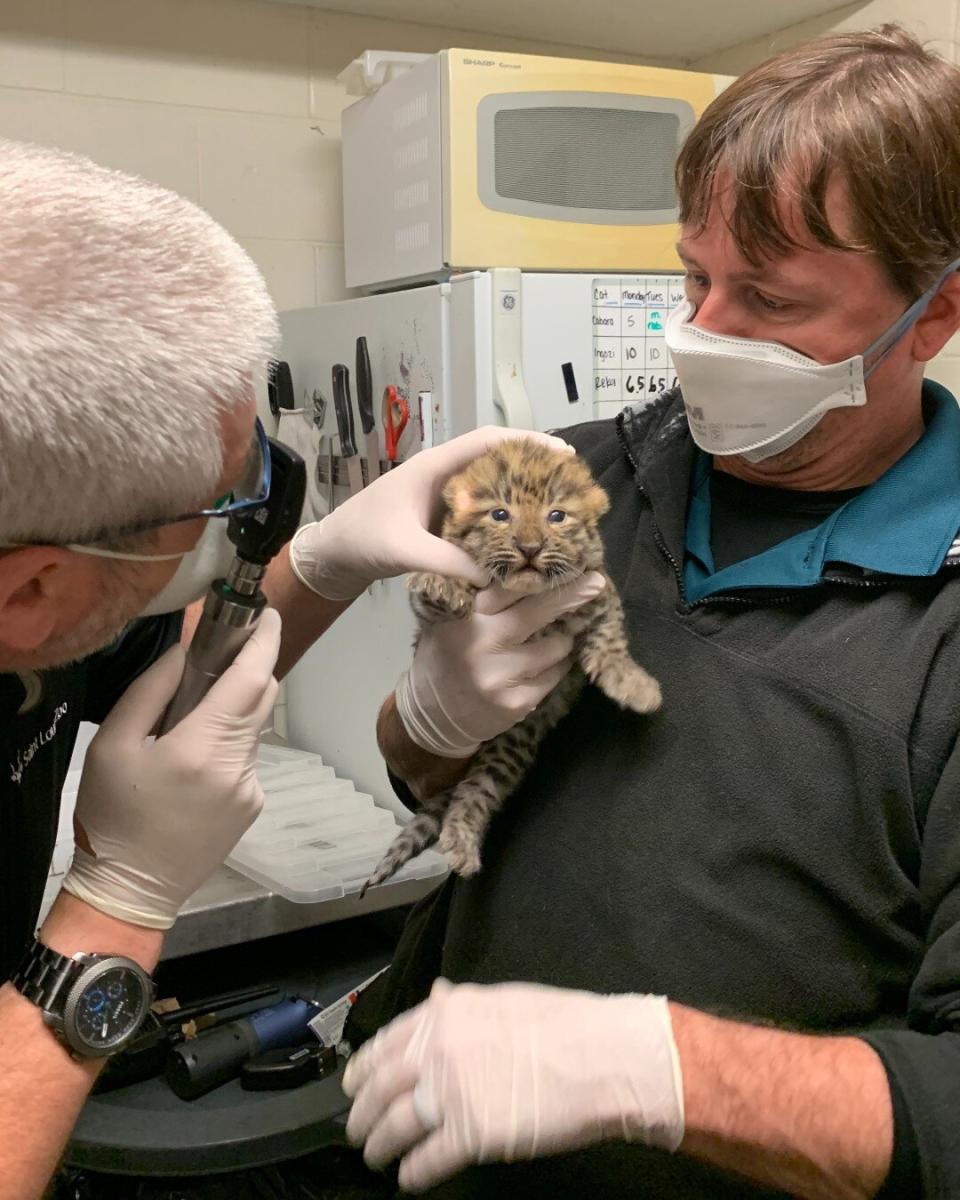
[341,48,731,292]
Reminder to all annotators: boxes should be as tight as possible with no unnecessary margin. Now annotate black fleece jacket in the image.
[349,389,960,1198]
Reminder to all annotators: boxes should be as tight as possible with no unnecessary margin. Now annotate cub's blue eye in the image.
[490,508,510,522]
[547,510,567,524]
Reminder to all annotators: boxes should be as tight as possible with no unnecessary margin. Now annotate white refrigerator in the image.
[275,268,682,815]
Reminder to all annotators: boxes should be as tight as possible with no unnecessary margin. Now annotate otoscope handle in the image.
[155,438,306,735]
[156,583,266,735]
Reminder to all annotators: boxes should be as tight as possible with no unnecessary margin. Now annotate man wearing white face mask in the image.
[344,25,960,1200]
[0,139,581,1200]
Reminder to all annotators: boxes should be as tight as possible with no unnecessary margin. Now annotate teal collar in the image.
[683,380,960,603]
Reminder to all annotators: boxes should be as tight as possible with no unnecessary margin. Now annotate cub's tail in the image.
[359,811,442,898]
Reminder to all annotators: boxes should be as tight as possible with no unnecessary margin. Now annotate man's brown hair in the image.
[676,25,960,297]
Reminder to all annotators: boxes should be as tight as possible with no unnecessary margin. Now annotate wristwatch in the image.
[11,939,154,1059]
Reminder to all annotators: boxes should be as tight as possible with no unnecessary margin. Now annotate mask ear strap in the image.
[65,544,185,563]
[863,255,960,379]
[0,540,182,563]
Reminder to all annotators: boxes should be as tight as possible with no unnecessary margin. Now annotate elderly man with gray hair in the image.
[0,139,586,1198]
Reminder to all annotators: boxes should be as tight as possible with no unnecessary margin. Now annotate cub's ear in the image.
[583,483,611,520]
[442,480,476,519]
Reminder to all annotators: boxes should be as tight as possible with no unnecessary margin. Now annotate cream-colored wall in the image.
[0,0,678,312]
[693,0,960,395]
[691,0,958,73]
[3,0,958,391]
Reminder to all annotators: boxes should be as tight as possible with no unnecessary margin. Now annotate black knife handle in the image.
[332,364,357,457]
[356,337,375,435]
[267,360,295,417]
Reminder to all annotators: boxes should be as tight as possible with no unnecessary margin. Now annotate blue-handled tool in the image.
[165,997,322,1101]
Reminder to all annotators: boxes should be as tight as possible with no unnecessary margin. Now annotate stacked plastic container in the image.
[226,743,447,902]
[43,741,447,923]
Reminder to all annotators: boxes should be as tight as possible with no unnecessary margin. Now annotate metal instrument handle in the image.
[156,588,265,735]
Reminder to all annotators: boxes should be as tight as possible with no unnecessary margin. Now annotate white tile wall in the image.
[61,0,311,116]
[0,0,678,310]
[313,242,349,304]
[0,86,63,144]
[238,237,324,311]
[58,95,202,198]
[196,110,341,242]
[0,0,957,384]
[691,0,958,75]
[0,0,65,92]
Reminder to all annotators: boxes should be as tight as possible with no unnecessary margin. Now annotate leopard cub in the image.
[361,437,660,893]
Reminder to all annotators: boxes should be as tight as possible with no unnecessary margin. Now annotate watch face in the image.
[66,962,150,1056]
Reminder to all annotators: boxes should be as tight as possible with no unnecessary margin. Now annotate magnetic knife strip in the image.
[316,454,391,489]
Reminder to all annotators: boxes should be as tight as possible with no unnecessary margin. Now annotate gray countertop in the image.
[162,863,445,960]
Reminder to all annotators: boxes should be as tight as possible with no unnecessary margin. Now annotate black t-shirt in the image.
[709,466,865,571]
[0,614,181,982]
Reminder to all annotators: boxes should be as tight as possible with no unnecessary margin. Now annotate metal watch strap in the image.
[11,941,82,1011]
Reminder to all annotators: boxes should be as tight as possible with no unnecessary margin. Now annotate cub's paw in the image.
[408,572,475,620]
[603,665,662,714]
[438,824,483,877]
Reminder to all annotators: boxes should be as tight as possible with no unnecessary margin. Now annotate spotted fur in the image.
[360,438,661,894]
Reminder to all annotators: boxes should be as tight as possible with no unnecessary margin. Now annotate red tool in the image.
[382,384,410,468]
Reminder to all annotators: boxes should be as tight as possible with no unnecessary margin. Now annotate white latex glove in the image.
[62,608,282,930]
[395,574,605,758]
[288,426,574,601]
[343,978,685,1193]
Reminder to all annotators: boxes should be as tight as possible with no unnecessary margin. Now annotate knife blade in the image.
[332,363,363,497]
[355,336,380,485]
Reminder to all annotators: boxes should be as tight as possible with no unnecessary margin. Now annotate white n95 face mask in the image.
[664,257,960,462]
[68,517,236,617]
[138,518,235,616]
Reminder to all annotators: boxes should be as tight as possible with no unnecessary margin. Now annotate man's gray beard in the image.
[3,563,161,671]
[38,604,140,668]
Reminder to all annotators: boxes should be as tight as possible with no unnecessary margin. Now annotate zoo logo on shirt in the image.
[9,702,69,785]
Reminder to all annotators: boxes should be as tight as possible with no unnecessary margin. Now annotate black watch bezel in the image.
[12,941,154,1060]
[60,956,154,1058]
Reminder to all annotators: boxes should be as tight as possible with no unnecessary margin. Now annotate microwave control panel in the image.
[592,275,684,420]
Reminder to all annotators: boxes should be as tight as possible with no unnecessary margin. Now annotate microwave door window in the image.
[476,92,695,226]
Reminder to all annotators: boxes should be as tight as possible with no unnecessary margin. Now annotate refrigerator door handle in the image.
[490,267,534,430]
